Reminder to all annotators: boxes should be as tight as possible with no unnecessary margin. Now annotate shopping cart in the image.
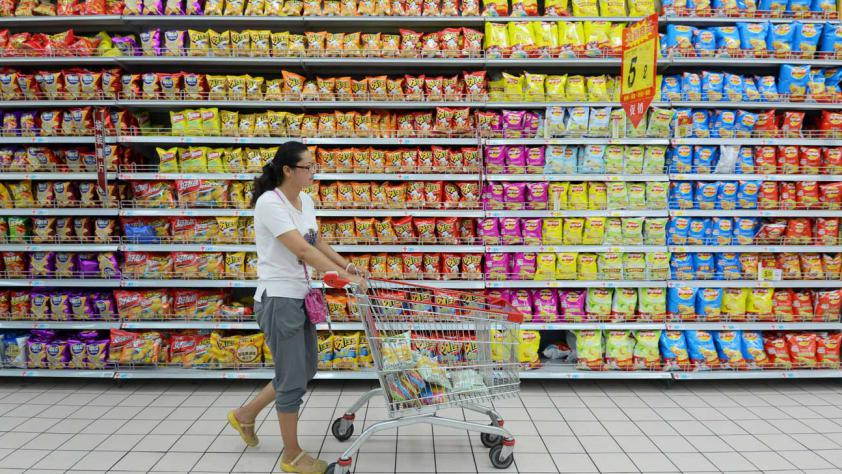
[322,274,524,474]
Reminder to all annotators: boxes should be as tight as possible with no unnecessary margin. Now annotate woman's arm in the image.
[278,231,355,281]
[315,234,351,270]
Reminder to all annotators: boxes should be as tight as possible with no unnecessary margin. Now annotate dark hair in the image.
[251,141,309,207]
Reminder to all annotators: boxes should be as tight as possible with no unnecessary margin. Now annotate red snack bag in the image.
[787,333,817,368]
[392,216,415,242]
[458,182,479,206]
[441,253,462,279]
[779,182,797,209]
[443,182,461,206]
[434,107,454,134]
[459,218,476,243]
[431,146,448,171]
[421,32,440,57]
[402,252,423,278]
[462,71,487,101]
[401,148,418,169]
[763,333,792,369]
[399,29,422,57]
[416,148,433,171]
[796,181,820,209]
[443,75,462,101]
[773,289,795,322]
[403,75,425,101]
[414,217,437,243]
[784,217,812,244]
[170,334,198,366]
[820,182,842,209]
[406,181,425,207]
[753,145,777,174]
[422,253,441,279]
[451,107,471,133]
[461,253,483,279]
[820,110,842,138]
[424,181,443,204]
[758,182,779,210]
[414,111,434,137]
[792,290,815,321]
[424,75,443,101]
[777,145,799,174]
[108,328,139,364]
[824,253,842,279]
[753,109,778,136]
[800,146,822,174]
[781,111,805,137]
[817,332,842,368]
[439,28,462,57]
[816,217,839,244]
[814,289,842,322]
[825,147,842,174]
[435,217,459,244]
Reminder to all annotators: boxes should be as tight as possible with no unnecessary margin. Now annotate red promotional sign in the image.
[620,14,659,129]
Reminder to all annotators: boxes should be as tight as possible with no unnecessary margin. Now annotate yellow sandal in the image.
[280,451,328,474]
[227,410,259,447]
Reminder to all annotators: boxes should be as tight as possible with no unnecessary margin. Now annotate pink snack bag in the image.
[502,110,526,138]
[503,182,526,210]
[505,146,527,174]
[526,146,546,173]
[521,218,543,245]
[484,145,507,173]
[486,289,512,305]
[499,217,523,245]
[522,112,541,137]
[532,289,559,322]
[561,290,586,322]
[478,218,501,245]
[484,253,510,280]
[512,252,537,280]
[484,183,505,209]
[526,182,549,210]
[509,290,534,320]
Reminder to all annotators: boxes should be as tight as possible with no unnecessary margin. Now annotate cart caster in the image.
[331,416,355,441]
[326,457,352,474]
[480,431,502,448]
[489,444,514,469]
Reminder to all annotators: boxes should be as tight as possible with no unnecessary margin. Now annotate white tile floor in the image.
[2,380,842,474]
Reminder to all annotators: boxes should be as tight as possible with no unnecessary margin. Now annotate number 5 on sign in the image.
[620,14,658,129]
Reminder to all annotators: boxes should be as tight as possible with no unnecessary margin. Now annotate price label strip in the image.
[620,14,658,129]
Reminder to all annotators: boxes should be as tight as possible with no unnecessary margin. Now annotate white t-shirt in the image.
[253,189,318,301]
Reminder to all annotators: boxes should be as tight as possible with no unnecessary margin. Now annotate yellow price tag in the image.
[620,14,659,128]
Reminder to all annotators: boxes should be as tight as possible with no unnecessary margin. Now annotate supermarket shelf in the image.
[332,245,485,252]
[0,279,121,288]
[0,57,114,66]
[673,138,842,146]
[118,100,488,110]
[524,322,665,330]
[113,368,276,380]
[671,56,842,67]
[485,58,623,68]
[485,138,670,146]
[672,370,842,380]
[669,245,842,253]
[521,362,671,379]
[0,172,116,181]
[487,174,669,182]
[121,321,259,330]
[487,280,667,289]
[0,136,102,144]
[660,14,841,24]
[118,136,478,146]
[118,209,253,217]
[0,100,113,108]
[118,243,484,252]
[672,100,842,110]
[0,208,120,216]
[316,209,484,217]
[487,245,667,253]
[667,280,842,288]
[314,173,479,181]
[0,321,121,330]
[670,209,842,217]
[120,279,256,288]
[119,172,259,180]
[666,322,842,331]
[315,280,486,289]
[120,244,256,252]
[0,369,116,378]
[487,210,669,218]
[0,244,119,252]
[0,15,123,28]
[671,173,842,182]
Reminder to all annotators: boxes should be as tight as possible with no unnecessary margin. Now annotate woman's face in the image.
[284,150,316,187]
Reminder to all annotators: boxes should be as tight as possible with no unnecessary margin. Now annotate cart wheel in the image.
[331,417,354,441]
[325,462,337,474]
[489,444,514,469]
[480,431,502,448]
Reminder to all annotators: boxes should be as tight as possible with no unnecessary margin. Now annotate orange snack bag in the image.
[817,332,842,368]
[402,253,423,278]
[787,333,817,368]
[763,333,793,369]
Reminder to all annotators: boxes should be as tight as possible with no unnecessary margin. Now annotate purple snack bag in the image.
[499,217,523,245]
[560,290,586,322]
[484,145,507,173]
[29,252,55,277]
[78,253,99,278]
[50,292,72,321]
[31,329,56,342]
[532,289,559,322]
[67,339,87,369]
[165,0,185,14]
[505,146,527,174]
[503,182,527,210]
[163,30,186,56]
[526,182,549,210]
[28,340,48,368]
[69,292,93,320]
[46,340,69,369]
[86,340,109,369]
[92,293,117,320]
[522,112,541,137]
[509,289,534,317]
[20,111,37,136]
[526,146,546,173]
[483,183,505,209]
[30,292,51,320]
[78,330,99,341]
[477,218,501,245]
[521,218,543,245]
[98,252,120,279]
[111,36,139,56]
[484,253,510,280]
[139,29,162,56]
[143,0,164,14]
[512,252,537,280]
[54,252,77,278]
[501,110,526,138]
[186,0,203,14]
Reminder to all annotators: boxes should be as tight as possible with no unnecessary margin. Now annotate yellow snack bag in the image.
[582,217,606,245]
[333,333,360,370]
[502,72,524,101]
[587,182,607,210]
[623,253,646,280]
[622,217,644,245]
[223,148,244,172]
[179,147,207,172]
[583,21,611,57]
[562,218,584,245]
[599,0,626,17]
[317,334,334,370]
[645,252,670,280]
[598,252,623,280]
[545,75,566,100]
[722,288,749,318]
[575,330,603,370]
[567,183,587,210]
[606,182,629,210]
[217,217,239,243]
[565,75,586,101]
[224,252,245,278]
[156,147,179,173]
[206,148,225,172]
[629,0,654,14]
[507,21,535,58]
[549,182,569,210]
[208,29,230,55]
[220,110,239,136]
[524,72,546,101]
[542,218,563,245]
[555,252,577,279]
[484,23,510,58]
[207,75,227,100]
[519,330,541,365]
[572,0,598,16]
[558,21,585,58]
[534,253,557,280]
[587,75,609,101]
[545,0,568,14]
[577,253,598,280]
[533,21,559,56]
[201,108,221,136]
[747,288,773,317]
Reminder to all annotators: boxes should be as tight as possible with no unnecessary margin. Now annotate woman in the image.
[227,141,366,474]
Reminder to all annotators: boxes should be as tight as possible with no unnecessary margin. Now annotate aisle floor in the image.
[1,379,842,473]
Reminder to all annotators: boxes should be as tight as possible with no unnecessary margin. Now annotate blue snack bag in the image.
[735,110,758,138]
[755,75,780,101]
[723,73,744,101]
[667,216,691,244]
[687,217,712,244]
[578,144,605,173]
[768,22,796,57]
[718,181,738,210]
[737,180,760,209]
[788,0,812,15]
[661,75,682,100]
[794,22,823,58]
[715,26,742,56]
[702,72,725,101]
[694,28,717,57]
[711,217,734,244]
[758,0,787,14]
[670,145,693,173]
[809,69,827,98]
[825,69,842,95]
[671,181,694,209]
[812,0,836,16]
[779,64,811,98]
[712,110,736,138]
[670,254,696,280]
[695,181,720,209]
[693,252,715,278]
[690,110,710,138]
[733,217,758,244]
[682,72,703,101]
[820,23,842,58]
[693,145,719,173]
[666,25,696,54]
[544,145,577,174]
[660,330,690,370]
[741,330,768,368]
[715,252,741,279]
[736,145,755,173]
[713,331,745,368]
[686,330,719,370]
[742,77,761,101]
[737,22,769,56]
[696,288,723,319]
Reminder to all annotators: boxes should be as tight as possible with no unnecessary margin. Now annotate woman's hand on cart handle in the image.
[324,271,369,292]
[346,263,371,278]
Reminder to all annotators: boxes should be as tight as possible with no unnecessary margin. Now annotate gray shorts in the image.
[255,293,318,413]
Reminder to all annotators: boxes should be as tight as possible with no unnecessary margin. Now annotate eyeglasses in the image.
[291,164,317,172]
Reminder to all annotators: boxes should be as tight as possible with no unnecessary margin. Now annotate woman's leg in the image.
[233,382,275,438]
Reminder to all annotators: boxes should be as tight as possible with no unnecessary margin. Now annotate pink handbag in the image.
[302,263,329,325]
